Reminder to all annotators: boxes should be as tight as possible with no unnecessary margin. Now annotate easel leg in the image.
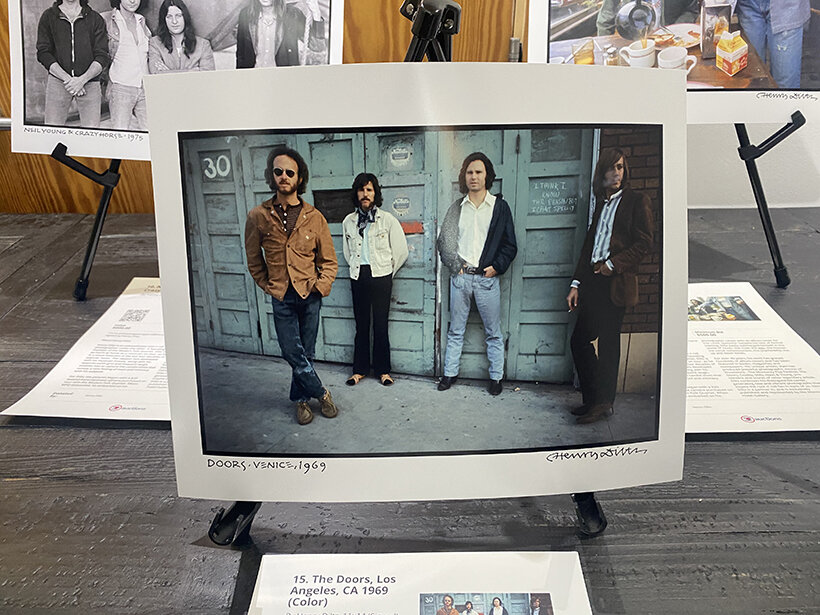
[209,501,262,546]
[734,124,790,288]
[572,492,608,538]
[74,159,122,300]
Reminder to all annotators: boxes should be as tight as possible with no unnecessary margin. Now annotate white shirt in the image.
[457,191,496,268]
[590,189,622,265]
[109,10,149,87]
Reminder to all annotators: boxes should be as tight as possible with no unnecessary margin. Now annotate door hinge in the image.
[515,134,521,154]
[209,319,214,331]
[257,319,262,338]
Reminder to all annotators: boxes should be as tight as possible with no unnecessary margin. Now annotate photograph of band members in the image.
[148,0,215,73]
[341,173,409,387]
[566,147,654,425]
[21,0,335,129]
[436,153,518,396]
[181,125,662,456]
[243,146,339,426]
[35,0,110,128]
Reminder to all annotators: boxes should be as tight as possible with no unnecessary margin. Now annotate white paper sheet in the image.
[2,278,170,421]
[8,0,345,160]
[146,62,688,503]
[686,282,820,433]
[248,552,591,615]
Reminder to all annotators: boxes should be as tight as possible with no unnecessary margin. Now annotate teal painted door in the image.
[183,136,263,354]
[437,129,519,380]
[506,128,593,381]
[363,131,438,375]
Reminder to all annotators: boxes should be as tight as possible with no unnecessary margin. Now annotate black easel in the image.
[734,111,805,289]
[50,143,122,300]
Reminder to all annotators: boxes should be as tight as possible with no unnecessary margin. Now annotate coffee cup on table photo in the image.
[657,46,697,74]
[618,39,656,68]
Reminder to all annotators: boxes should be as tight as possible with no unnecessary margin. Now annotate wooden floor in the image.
[1,212,819,614]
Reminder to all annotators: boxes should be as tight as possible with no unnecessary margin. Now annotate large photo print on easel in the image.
[527,0,820,123]
[147,63,687,502]
[8,0,344,160]
[181,124,664,458]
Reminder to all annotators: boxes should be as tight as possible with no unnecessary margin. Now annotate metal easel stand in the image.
[50,143,122,301]
[734,110,806,289]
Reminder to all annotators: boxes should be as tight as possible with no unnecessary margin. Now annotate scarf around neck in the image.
[356,206,376,237]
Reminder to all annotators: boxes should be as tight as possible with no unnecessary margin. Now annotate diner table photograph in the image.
[549,25,779,90]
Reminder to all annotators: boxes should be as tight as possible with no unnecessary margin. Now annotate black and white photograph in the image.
[8,0,343,159]
[147,62,687,503]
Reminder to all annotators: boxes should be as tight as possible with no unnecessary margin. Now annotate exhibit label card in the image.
[2,277,170,421]
[248,552,591,615]
[146,62,687,502]
[687,282,820,433]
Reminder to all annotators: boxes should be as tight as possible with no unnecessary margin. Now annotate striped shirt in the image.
[590,189,623,265]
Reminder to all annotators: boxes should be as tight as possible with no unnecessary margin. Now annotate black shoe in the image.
[488,379,502,395]
[570,403,591,416]
[437,376,457,391]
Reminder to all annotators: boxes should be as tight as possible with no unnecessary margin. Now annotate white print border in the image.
[147,62,688,503]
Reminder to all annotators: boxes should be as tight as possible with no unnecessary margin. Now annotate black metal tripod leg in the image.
[735,124,790,288]
[572,492,608,538]
[209,501,262,546]
[73,159,122,301]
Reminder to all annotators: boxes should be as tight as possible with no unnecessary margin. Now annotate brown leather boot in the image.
[576,403,614,424]
[296,401,313,425]
[319,389,338,418]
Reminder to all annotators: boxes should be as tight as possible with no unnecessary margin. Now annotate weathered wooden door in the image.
[505,127,593,382]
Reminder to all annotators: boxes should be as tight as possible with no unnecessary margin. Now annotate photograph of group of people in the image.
[20,0,334,130]
[421,593,554,615]
[544,0,817,90]
[178,123,664,457]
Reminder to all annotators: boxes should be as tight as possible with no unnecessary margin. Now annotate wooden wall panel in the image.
[2,0,522,214]
[344,0,517,64]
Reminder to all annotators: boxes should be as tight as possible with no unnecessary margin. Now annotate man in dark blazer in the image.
[566,148,654,424]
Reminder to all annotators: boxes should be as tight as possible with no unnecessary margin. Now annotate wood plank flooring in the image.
[1,212,818,614]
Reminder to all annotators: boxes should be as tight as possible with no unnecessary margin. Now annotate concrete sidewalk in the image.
[199,348,658,456]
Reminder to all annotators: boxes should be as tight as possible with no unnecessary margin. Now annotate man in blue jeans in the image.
[736,0,810,89]
[436,152,518,396]
[244,146,339,425]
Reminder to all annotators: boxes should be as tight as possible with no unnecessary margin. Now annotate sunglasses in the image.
[273,167,296,178]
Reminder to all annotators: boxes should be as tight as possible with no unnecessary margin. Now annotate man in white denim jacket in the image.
[342,173,408,386]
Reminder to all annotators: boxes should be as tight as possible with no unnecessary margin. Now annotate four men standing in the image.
[245,145,653,425]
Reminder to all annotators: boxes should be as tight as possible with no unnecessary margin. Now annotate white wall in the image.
[688,103,820,209]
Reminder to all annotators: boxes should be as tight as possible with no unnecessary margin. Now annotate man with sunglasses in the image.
[244,146,339,425]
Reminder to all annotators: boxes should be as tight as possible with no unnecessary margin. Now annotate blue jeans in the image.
[443,273,504,380]
[271,287,325,402]
[737,0,804,89]
[108,82,148,130]
[44,75,101,128]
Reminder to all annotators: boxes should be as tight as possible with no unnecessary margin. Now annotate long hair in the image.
[157,0,197,56]
[246,0,285,24]
[592,147,630,202]
[265,146,309,194]
[458,151,496,194]
[350,173,383,209]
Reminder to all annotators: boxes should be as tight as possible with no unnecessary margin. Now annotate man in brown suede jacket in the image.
[244,146,338,425]
[566,148,654,425]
